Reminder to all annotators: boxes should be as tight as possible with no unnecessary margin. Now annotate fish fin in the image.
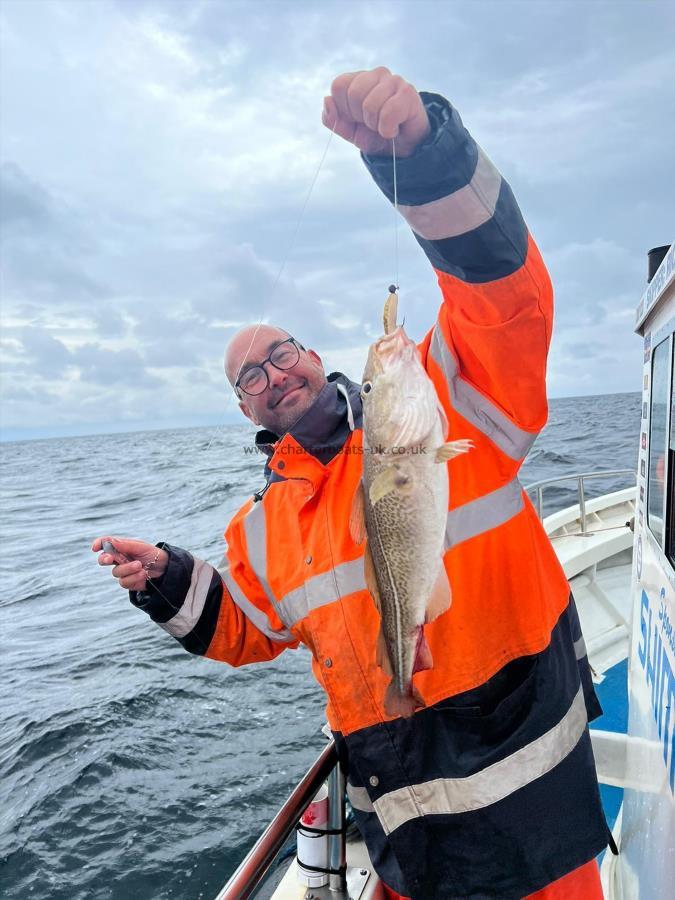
[364,542,382,614]
[368,465,410,505]
[349,481,366,544]
[384,681,425,719]
[412,629,434,673]
[376,626,393,676]
[383,290,398,334]
[436,400,449,438]
[425,564,452,623]
[435,438,474,463]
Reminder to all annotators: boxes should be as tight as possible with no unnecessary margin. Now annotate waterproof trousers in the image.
[380,857,603,899]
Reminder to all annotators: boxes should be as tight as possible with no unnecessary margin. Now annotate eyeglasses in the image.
[235,337,303,396]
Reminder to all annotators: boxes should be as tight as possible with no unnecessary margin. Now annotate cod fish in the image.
[350,292,471,718]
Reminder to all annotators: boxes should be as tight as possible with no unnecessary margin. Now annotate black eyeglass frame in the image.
[234,337,304,397]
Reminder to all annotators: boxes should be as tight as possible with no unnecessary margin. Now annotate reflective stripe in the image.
[445,478,524,550]
[278,558,366,628]
[160,557,213,638]
[347,782,374,813]
[574,636,587,660]
[399,148,501,240]
[373,685,587,835]
[243,501,287,623]
[220,566,295,644]
[430,326,538,460]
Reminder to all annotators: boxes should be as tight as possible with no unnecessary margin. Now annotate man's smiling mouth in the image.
[273,384,304,408]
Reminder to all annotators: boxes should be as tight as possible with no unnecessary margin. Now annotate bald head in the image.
[225,324,291,386]
[225,324,327,435]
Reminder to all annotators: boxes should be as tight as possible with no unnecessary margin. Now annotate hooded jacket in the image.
[131,93,609,899]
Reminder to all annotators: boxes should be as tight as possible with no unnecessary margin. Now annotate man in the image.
[94,67,610,899]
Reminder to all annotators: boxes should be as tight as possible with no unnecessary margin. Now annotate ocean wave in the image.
[0,397,641,900]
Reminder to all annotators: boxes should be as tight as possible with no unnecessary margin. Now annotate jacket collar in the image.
[254,372,362,468]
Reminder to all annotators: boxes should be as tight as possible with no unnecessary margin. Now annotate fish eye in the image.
[361,381,372,396]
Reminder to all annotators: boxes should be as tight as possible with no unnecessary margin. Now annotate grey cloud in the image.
[1,163,111,305]
[87,304,129,338]
[1,382,59,402]
[12,325,163,388]
[19,326,73,377]
[0,163,53,231]
[1,0,673,435]
[567,342,595,360]
[71,343,163,387]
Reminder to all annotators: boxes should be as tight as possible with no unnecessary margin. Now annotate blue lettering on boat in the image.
[638,589,675,794]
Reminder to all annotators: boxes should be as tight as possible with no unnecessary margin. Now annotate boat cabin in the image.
[613,242,675,897]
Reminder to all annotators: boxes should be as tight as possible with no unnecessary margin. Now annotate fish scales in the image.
[354,294,470,717]
[363,435,448,697]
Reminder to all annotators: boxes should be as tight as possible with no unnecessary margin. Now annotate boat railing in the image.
[215,739,345,900]
[524,469,637,534]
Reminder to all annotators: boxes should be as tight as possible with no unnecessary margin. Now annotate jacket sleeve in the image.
[130,529,299,667]
[363,92,553,445]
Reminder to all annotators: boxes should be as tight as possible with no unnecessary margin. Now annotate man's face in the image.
[226,325,327,435]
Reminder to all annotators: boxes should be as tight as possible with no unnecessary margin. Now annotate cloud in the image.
[72,343,163,387]
[19,326,73,377]
[0,163,110,307]
[0,162,53,230]
[1,0,673,435]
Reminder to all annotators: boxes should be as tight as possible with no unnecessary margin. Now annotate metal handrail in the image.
[215,740,338,900]
[524,469,636,534]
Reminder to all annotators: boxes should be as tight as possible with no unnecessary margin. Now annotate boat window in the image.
[647,336,670,548]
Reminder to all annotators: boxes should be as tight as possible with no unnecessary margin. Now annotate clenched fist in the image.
[322,67,430,158]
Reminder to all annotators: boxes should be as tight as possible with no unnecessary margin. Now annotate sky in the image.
[1,0,674,441]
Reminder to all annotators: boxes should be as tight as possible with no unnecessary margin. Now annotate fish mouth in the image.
[374,327,416,368]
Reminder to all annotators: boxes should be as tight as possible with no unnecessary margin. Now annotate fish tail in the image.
[384,680,425,719]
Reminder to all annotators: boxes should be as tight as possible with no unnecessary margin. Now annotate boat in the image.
[215,244,674,900]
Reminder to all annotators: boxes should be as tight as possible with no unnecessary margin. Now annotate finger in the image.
[361,77,401,134]
[93,535,117,553]
[120,573,147,591]
[98,553,116,567]
[345,67,391,124]
[322,95,336,128]
[106,536,142,557]
[378,84,416,139]
[112,560,144,579]
[330,71,358,123]
[322,95,358,144]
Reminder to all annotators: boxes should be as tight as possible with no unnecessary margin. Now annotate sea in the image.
[0,391,641,900]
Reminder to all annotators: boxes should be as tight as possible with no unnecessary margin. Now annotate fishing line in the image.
[392,135,400,294]
[102,540,183,613]
[203,119,338,454]
[231,118,339,392]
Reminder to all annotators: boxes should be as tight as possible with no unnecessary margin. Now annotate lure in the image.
[102,539,130,563]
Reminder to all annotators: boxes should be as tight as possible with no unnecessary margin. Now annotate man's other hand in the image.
[92,536,168,591]
[322,67,430,158]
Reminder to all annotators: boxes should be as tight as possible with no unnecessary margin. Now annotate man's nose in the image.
[265,361,288,391]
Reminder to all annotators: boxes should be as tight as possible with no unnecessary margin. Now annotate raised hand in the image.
[322,67,430,158]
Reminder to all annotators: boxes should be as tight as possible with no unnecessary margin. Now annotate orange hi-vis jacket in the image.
[132,94,609,899]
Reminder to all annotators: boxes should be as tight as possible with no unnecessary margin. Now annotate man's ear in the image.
[307,349,324,370]
[239,399,260,426]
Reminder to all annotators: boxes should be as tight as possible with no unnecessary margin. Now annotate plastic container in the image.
[296,784,329,888]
